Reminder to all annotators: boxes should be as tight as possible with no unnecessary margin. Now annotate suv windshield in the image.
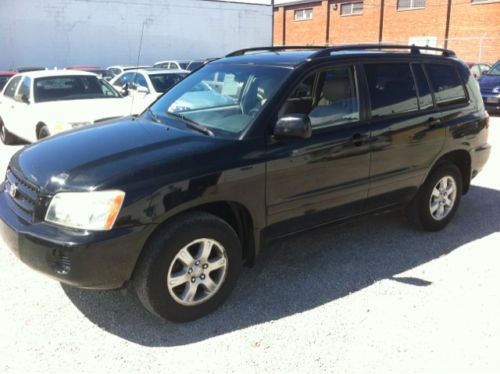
[149,64,290,138]
[34,75,121,102]
[150,73,187,92]
[485,62,500,76]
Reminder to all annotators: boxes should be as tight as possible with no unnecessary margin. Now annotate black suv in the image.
[0,45,491,322]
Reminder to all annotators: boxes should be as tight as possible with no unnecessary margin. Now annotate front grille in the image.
[4,169,40,223]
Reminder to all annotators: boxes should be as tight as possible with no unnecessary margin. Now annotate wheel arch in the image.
[429,149,472,194]
[35,122,47,139]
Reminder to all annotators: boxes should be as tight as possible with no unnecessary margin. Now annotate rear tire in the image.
[407,162,463,231]
[133,212,242,322]
[0,118,17,145]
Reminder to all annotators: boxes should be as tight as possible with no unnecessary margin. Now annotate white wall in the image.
[0,0,272,69]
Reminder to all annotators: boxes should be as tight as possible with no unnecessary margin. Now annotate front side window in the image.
[133,73,148,89]
[149,73,187,93]
[280,66,360,129]
[149,64,291,138]
[114,72,134,87]
[34,75,120,102]
[3,76,22,98]
[425,64,467,106]
[340,2,364,16]
[18,77,31,100]
[397,0,425,10]
[294,8,313,21]
[365,63,419,117]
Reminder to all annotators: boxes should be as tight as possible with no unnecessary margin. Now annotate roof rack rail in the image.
[226,45,327,57]
[311,44,456,58]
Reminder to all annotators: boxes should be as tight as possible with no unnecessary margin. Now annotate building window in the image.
[397,0,425,10]
[340,2,363,16]
[294,8,313,21]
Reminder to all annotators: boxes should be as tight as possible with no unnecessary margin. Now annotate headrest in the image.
[321,77,351,103]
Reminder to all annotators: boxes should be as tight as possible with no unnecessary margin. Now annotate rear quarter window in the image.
[425,64,467,106]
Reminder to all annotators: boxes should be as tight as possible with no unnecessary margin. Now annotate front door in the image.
[265,64,372,235]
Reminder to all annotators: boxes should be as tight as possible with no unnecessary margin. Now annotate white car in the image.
[106,65,151,76]
[154,60,207,72]
[110,68,189,114]
[0,70,131,144]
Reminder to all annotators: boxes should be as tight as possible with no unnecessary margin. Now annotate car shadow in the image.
[62,185,500,347]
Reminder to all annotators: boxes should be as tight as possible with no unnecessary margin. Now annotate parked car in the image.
[110,68,188,114]
[0,70,130,143]
[153,59,214,72]
[67,66,116,81]
[106,65,151,76]
[467,62,491,80]
[0,45,490,322]
[0,71,16,91]
[153,60,191,70]
[478,60,500,113]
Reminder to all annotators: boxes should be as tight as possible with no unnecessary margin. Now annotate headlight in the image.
[492,87,500,94]
[45,190,125,231]
[53,122,92,133]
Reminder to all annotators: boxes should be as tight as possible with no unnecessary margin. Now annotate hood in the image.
[36,97,133,123]
[478,75,500,89]
[10,117,227,193]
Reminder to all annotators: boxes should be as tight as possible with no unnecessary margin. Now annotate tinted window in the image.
[149,73,186,92]
[309,67,359,129]
[114,72,133,87]
[426,64,467,106]
[0,75,13,91]
[18,77,31,100]
[187,62,203,71]
[365,63,418,117]
[133,73,148,88]
[34,76,119,102]
[3,76,22,98]
[179,63,189,70]
[412,64,434,110]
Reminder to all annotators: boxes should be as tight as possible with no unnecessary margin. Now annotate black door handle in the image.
[351,133,364,147]
[427,117,441,128]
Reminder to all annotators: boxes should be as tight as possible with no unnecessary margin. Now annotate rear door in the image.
[365,61,449,211]
[265,64,372,234]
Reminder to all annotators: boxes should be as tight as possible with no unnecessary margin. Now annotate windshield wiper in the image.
[165,111,214,136]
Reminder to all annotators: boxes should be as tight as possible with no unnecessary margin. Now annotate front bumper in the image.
[0,190,155,289]
[482,93,500,112]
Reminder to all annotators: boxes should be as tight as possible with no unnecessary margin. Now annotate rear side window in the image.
[425,64,467,106]
[364,63,418,117]
[3,76,22,98]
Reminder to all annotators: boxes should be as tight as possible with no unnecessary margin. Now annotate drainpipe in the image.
[271,0,275,46]
[378,0,385,43]
[326,0,331,45]
[444,0,452,48]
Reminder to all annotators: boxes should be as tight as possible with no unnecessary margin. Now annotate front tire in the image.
[133,212,242,322]
[0,118,17,145]
[407,162,463,231]
[37,125,50,140]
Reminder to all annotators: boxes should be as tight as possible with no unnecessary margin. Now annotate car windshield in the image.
[34,75,121,102]
[485,62,500,76]
[0,75,13,91]
[149,73,187,92]
[148,63,290,138]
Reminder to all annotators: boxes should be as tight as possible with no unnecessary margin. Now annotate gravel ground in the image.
[1,117,499,374]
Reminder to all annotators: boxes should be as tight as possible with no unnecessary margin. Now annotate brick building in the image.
[273,0,500,63]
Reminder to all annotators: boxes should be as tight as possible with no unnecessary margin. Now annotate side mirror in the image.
[14,94,29,104]
[273,114,312,141]
[136,85,149,94]
[120,83,129,96]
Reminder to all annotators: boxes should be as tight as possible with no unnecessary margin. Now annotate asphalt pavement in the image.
[1,117,499,374]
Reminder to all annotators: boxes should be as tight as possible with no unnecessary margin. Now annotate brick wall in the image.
[329,0,381,44]
[274,0,500,63]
